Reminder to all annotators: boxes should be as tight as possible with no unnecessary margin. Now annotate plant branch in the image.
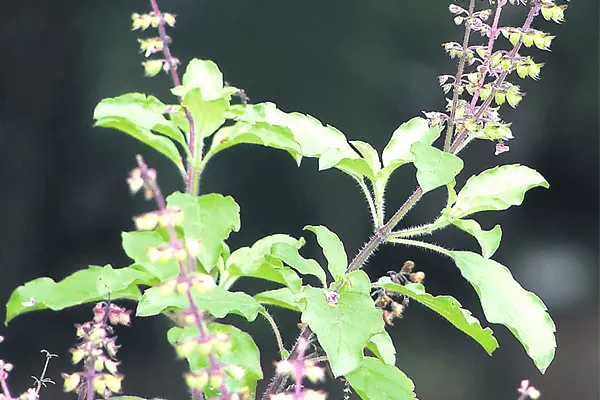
[260,308,288,359]
[444,0,476,152]
[262,187,424,398]
[387,238,453,258]
[148,0,201,196]
[389,219,447,239]
[357,178,379,228]
[136,156,231,398]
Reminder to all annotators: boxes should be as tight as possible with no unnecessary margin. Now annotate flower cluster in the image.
[428,0,568,155]
[518,379,541,399]
[270,338,326,400]
[61,302,131,398]
[130,156,249,399]
[131,10,179,77]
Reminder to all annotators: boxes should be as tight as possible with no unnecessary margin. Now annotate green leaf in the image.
[379,117,441,175]
[94,93,186,146]
[452,219,502,258]
[173,59,237,101]
[209,122,303,164]
[5,265,154,325]
[238,103,356,160]
[137,285,261,322]
[452,251,556,372]
[167,323,262,397]
[345,357,417,400]
[411,142,464,193]
[366,331,396,365]
[304,225,347,282]
[167,192,240,272]
[182,90,230,139]
[121,231,179,281]
[271,243,327,286]
[94,94,185,169]
[448,164,549,219]
[319,147,374,181]
[255,288,301,312]
[374,279,499,354]
[226,235,304,292]
[170,60,239,143]
[351,140,382,174]
[298,271,384,376]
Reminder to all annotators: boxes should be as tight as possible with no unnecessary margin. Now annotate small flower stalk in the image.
[0,337,58,400]
[61,302,130,399]
[130,156,248,399]
[431,0,568,155]
[270,338,326,400]
[131,10,179,77]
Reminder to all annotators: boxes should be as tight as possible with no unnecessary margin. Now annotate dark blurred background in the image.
[0,1,597,399]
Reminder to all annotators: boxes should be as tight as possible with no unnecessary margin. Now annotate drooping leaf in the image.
[5,265,154,324]
[94,94,185,170]
[209,122,303,164]
[304,225,347,282]
[448,164,549,219]
[271,243,327,286]
[121,231,179,281]
[167,192,240,272]
[345,357,417,400]
[411,142,464,193]
[452,219,502,258]
[366,331,396,365]
[238,103,356,160]
[452,251,556,372]
[374,279,498,354]
[298,271,384,376]
[137,285,261,322]
[237,102,375,181]
[226,235,305,292]
[254,288,301,312]
[167,323,262,397]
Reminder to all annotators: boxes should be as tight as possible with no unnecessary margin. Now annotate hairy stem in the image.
[357,178,379,228]
[260,309,288,359]
[262,187,424,398]
[387,238,453,258]
[136,156,230,398]
[444,0,476,152]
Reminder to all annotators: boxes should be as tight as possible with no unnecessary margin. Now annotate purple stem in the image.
[444,0,476,152]
[451,0,542,153]
[136,156,230,398]
[148,0,200,196]
[0,376,13,400]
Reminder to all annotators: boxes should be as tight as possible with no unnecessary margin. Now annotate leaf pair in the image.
[94,60,239,174]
